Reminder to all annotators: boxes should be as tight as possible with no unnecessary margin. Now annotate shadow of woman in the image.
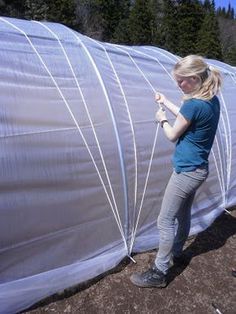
[168,211,236,283]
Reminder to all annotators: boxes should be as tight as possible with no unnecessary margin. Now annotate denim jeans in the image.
[154,168,208,274]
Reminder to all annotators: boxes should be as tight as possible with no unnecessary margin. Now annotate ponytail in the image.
[173,55,222,101]
[193,65,222,100]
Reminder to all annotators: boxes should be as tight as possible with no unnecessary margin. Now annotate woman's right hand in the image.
[155,92,180,117]
[155,92,166,105]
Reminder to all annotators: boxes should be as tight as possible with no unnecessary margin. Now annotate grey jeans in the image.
[154,168,208,274]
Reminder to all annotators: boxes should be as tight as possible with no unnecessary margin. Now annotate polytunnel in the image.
[0,16,235,314]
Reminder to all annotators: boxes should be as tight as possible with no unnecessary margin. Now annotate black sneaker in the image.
[130,265,167,288]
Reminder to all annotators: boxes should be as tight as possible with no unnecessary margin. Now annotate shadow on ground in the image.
[23,209,236,314]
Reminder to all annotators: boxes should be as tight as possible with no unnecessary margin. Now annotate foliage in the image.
[76,0,130,41]
[127,0,154,45]
[175,0,204,56]
[0,0,25,18]
[196,0,222,60]
[218,16,236,66]
[217,3,235,19]
[0,0,235,65]
[160,0,179,53]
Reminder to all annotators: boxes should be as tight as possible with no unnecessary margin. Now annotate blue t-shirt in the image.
[172,96,220,173]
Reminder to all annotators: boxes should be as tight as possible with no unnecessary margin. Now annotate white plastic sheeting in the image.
[0,17,235,314]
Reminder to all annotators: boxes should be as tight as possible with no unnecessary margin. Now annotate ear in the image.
[191,76,201,84]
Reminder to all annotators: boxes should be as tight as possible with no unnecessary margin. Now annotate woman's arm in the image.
[155,92,180,117]
[156,108,190,142]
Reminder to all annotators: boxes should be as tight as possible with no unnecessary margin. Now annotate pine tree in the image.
[75,0,104,39]
[99,0,131,42]
[128,0,154,45]
[148,0,165,46]
[175,0,204,56]
[24,0,49,20]
[196,0,222,60]
[160,0,179,53]
[76,0,130,42]
[0,0,25,18]
[224,46,236,65]
[46,0,77,29]
[112,15,131,44]
[218,13,236,65]
[216,7,227,18]
[226,3,235,19]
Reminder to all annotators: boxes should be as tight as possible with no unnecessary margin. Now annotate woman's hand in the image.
[155,108,167,123]
[155,92,166,105]
[155,92,180,117]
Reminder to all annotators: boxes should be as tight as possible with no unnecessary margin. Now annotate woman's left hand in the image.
[156,108,167,123]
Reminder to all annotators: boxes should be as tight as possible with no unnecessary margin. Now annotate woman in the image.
[130,55,222,288]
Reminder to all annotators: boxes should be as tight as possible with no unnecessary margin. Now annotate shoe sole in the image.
[130,276,167,288]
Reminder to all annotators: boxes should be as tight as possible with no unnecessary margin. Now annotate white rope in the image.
[111,45,155,94]
[216,121,227,186]
[224,208,234,215]
[120,46,181,252]
[0,17,127,248]
[128,255,137,263]
[88,38,138,212]
[110,44,163,251]
[129,123,160,254]
[111,45,177,253]
[121,45,177,86]
[35,21,126,240]
[65,28,129,249]
[211,148,225,203]
[219,90,232,191]
[215,136,226,200]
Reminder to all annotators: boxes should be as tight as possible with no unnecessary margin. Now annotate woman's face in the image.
[175,75,200,94]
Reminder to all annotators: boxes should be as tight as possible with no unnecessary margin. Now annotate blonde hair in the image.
[173,55,222,100]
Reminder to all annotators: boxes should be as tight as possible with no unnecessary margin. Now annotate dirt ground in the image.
[23,208,236,314]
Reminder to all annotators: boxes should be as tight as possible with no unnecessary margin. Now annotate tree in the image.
[148,0,164,46]
[218,16,236,65]
[175,0,204,56]
[24,0,49,20]
[224,46,236,65]
[216,7,227,18]
[196,0,222,60]
[46,0,77,29]
[159,0,179,53]
[76,0,130,42]
[127,0,154,45]
[75,0,103,39]
[112,15,131,44]
[0,0,25,18]
[226,3,235,19]
[100,0,131,42]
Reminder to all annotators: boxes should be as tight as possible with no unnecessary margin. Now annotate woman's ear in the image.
[191,75,201,85]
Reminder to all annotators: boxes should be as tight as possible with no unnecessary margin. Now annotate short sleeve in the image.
[179,99,197,121]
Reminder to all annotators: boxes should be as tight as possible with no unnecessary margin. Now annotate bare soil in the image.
[23,208,236,314]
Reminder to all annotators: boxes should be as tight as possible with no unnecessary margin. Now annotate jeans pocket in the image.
[195,168,208,174]
[194,168,209,182]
